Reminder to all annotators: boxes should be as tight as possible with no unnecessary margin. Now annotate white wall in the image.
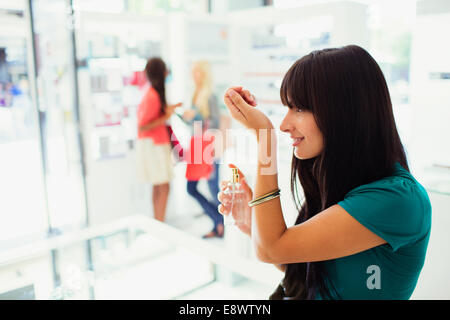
[411,191,450,299]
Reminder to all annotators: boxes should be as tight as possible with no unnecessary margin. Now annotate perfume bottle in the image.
[224,168,246,226]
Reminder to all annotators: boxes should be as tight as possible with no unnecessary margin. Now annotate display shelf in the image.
[0,214,281,300]
[419,165,450,196]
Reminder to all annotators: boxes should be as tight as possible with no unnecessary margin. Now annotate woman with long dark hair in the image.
[217,45,432,299]
[137,57,181,222]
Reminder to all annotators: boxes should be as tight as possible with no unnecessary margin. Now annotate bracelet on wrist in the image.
[248,193,280,207]
[248,188,280,208]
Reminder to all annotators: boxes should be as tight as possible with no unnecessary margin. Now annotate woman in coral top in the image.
[137,57,181,222]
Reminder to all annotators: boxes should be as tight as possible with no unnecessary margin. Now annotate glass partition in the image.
[0,0,48,247]
[30,0,88,231]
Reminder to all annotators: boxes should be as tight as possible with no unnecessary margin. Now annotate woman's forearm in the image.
[252,129,287,260]
[139,114,168,132]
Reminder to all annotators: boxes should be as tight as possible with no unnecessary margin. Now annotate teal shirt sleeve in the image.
[337,178,429,252]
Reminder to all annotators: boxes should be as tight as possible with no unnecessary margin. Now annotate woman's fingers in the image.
[230,86,243,92]
[224,87,258,124]
[227,87,257,106]
[218,184,231,216]
[242,89,257,106]
[226,89,251,115]
[218,203,230,216]
[220,180,228,189]
[217,190,231,205]
[224,94,244,121]
[170,102,183,108]
[243,90,252,102]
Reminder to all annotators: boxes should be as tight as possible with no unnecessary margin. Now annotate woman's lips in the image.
[292,137,305,146]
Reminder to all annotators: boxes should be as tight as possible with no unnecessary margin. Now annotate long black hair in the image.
[270,45,409,300]
[144,57,167,113]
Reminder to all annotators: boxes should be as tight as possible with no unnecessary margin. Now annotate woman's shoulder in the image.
[338,163,432,251]
[145,86,160,99]
[348,164,423,195]
[343,164,431,226]
[141,87,161,106]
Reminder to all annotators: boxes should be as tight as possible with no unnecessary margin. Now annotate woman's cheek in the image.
[293,136,324,160]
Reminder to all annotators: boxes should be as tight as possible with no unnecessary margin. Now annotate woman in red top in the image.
[137,57,181,222]
[182,61,224,238]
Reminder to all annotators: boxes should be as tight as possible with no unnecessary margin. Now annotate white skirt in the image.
[136,138,174,185]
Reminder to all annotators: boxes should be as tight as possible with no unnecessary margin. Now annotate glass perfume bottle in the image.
[224,168,246,226]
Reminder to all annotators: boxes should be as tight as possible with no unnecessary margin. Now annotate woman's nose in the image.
[279,113,292,133]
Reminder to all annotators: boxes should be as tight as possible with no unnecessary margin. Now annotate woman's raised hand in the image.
[182,108,196,121]
[223,87,274,134]
[217,163,253,236]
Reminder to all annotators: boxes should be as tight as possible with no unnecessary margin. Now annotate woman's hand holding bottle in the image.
[217,164,253,236]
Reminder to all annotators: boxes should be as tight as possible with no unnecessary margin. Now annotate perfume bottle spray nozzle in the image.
[231,168,239,183]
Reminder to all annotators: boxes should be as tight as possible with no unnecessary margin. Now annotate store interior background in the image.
[0,0,449,300]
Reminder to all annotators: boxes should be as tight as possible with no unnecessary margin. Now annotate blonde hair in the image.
[192,60,213,119]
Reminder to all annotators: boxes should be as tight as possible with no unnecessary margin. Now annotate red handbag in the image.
[185,134,215,181]
[166,124,184,162]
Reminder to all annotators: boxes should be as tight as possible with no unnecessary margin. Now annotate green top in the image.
[319,162,432,299]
